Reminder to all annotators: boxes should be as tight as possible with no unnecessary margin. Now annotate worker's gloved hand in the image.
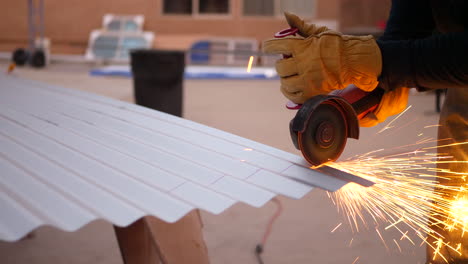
[359,87,410,127]
[283,11,330,38]
[262,12,382,104]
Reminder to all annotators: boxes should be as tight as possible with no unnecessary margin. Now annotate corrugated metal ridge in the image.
[0,74,351,242]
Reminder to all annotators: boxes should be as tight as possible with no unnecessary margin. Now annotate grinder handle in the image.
[351,88,385,117]
[330,84,385,118]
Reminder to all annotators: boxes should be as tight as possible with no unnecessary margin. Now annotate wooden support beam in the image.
[114,210,210,264]
[114,218,162,264]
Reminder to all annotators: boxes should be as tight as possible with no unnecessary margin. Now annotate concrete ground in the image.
[0,61,443,264]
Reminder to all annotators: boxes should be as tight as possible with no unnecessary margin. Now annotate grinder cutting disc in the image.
[297,101,348,165]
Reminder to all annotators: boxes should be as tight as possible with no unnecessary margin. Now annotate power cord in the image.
[254,198,283,264]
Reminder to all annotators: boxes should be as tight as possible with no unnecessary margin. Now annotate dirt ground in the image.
[0,61,443,264]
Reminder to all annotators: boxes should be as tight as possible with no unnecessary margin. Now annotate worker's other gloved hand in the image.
[359,87,410,127]
[262,12,382,104]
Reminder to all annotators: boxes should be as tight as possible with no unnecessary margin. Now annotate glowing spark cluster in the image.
[325,139,467,262]
[446,196,468,234]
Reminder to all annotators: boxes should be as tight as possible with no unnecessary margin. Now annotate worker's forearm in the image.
[377,31,468,91]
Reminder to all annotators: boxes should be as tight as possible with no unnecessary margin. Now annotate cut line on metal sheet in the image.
[0,108,192,191]
[3,76,307,173]
[0,156,96,230]
[0,134,144,225]
[0,100,310,201]
[0,74,367,242]
[2,78,349,190]
[0,98,278,207]
[3,81,293,174]
[0,113,195,223]
[1,80,316,192]
[4,76,308,164]
[3,76,362,190]
[0,102,291,214]
[0,107,237,215]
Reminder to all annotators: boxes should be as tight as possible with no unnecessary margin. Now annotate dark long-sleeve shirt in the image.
[376,0,468,91]
[377,2,468,263]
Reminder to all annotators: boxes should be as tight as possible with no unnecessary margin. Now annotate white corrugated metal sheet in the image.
[0,73,353,242]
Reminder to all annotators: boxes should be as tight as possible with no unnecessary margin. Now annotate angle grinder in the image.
[273,28,385,166]
[288,85,384,165]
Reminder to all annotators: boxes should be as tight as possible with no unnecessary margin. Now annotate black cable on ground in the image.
[254,244,264,264]
[254,198,283,264]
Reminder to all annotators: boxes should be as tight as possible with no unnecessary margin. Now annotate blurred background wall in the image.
[0,0,390,55]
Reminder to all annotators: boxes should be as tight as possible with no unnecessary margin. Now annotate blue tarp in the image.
[90,65,278,80]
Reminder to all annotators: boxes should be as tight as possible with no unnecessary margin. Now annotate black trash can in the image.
[31,49,46,68]
[130,49,184,117]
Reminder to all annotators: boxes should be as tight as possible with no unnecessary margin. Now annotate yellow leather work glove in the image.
[359,87,410,127]
[262,12,382,104]
[283,11,330,38]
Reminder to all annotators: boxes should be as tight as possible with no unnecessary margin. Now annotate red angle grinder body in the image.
[289,85,384,165]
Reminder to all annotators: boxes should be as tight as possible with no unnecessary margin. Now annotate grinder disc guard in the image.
[298,101,347,165]
[290,95,359,166]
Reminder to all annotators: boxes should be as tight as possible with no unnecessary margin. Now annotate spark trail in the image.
[326,140,468,262]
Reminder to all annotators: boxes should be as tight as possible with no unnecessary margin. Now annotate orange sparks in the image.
[378,105,412,133]
[445,195,468,235]
[385,218,404,230]
[456,243,463,256]
[423,141,468,150]
[376,228,390,251]
[322,103,468,261]
[348,238,354,247]
[351,256,360,264]
[246,56,254,73]
[393,239,402,253]
[331,223,342,233]
[326,135,467,261]
[432,238,448,262]
[425,124,442,128]
[400,231,409,241]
